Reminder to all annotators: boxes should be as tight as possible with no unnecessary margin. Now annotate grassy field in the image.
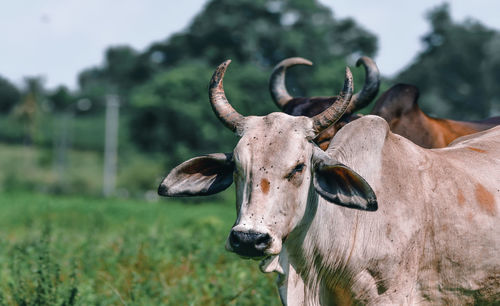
[0,193,280,305]
[0,143,164,197]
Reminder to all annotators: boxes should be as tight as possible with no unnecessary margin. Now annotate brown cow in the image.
[271,57,500,149]
[269,56,380,150]
[370,83,500,148]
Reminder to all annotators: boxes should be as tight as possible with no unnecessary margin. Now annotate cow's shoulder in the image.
[326,115,392,186]
[328,115,390,153]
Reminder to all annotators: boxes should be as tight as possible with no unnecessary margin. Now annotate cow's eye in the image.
[294,163,305,173]
[286,163,305,180]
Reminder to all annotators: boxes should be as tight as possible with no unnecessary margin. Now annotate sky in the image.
[1,0,499,90]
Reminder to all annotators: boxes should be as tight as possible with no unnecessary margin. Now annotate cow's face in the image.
[228,114,316,257]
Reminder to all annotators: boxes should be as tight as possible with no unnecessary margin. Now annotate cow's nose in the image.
[157,183,168,196]
[229,230,271,257]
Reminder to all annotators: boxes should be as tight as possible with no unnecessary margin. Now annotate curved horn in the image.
[345,56,380,115]
[269,57,313,109]
[209,60,244,132]
[312,67,353,133]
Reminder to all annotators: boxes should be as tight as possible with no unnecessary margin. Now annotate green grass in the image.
[0,193,280,305]
[0,143,166,197]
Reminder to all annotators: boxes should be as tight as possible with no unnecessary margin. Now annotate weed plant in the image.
[0,193,279,305]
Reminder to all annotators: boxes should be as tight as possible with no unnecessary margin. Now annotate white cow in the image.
[159,60,500,305]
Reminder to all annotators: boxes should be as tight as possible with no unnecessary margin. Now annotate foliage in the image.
[0,143,101,195]
[398,4,500,119]
[47,85,74,112]
[129,61,275,166]
[0,115,25,144]
[6,225,78,306]
[78,46,153,106]
[125,0,378,156]
[0,193,280,305]
[0,75,20,114]
[0,143,166,197]
[145,0,376,68]
[10,77,47,145]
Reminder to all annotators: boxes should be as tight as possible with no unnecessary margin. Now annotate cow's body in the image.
[159,61,500,305]
[248,115,500,305]
[276,116,500,304]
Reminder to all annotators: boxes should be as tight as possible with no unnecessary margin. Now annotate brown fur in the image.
[467,147,487,153]
[475,183,496,216]
[261,178,270,195]
[457,190,465,206]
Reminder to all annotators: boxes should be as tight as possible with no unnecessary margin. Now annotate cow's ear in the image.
[158,153,234,197]
[313,162,377,211]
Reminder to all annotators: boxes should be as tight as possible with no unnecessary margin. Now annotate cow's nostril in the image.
[229,230,240,248]
[157,183,168,196]
[254,233,271,250]
[229,230,271,257]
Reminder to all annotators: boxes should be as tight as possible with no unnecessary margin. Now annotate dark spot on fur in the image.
[261,178,270,195]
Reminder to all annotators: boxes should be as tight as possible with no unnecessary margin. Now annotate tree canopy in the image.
[145,0,376,68]
[123,0,379,165]
[398,4,500,119]
[0,75,21,114]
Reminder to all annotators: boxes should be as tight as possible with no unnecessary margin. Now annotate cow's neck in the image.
[285,183,378,304]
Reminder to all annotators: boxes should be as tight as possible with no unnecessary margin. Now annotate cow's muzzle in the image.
[228,230,272,258]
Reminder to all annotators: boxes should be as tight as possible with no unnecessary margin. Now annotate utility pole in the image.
[103,94,120,197]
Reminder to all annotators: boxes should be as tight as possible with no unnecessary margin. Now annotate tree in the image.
[12,77,45,144]
[0,76,21,114]
[398,4,499,119]
[129,61,274,167]
[127,0,378,155]
[78,45,153,111]
[48,85,73,112]
[77,0,378,107]
[146,0,376,68]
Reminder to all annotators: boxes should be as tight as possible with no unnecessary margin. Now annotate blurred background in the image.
[0,0,499,304]
[1,0,500,197]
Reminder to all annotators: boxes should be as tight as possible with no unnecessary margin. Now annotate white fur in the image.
[228,114,500,305]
